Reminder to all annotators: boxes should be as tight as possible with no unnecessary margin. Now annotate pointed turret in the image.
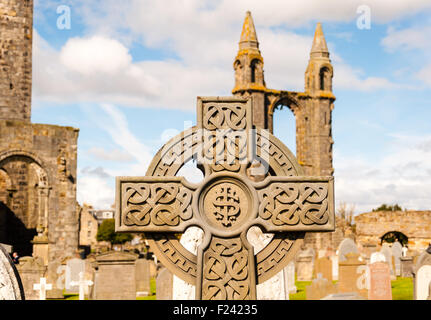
[310,23,329,59]
[305,23,334,93]
[233,11,266,95]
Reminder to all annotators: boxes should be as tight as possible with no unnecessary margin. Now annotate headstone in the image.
[337,238,358,262]
[284,261,296,294]
[65,258,86,293]
[338,253,368,299]
[135,258,151,297]
[305,274,337,300]
[400,256,413,277]
[331,255,339,281]
[314,256,332,282]
[413,246,431,300]
[296,249,315,281]
[380,244,395,280]
[0,244,24,300]
[92,251,138,300]
[33,277,52,300]
[391,241,402,277]
[368,262,392,300]
[370,251,386,264]
[15,256,47,300]
[157,267,173,300]
[70,271,93,300]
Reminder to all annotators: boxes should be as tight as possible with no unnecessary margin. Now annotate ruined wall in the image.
[0,0,33,121]
[355,210,431,253]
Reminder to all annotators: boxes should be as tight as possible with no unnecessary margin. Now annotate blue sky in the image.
[31,0,431,214]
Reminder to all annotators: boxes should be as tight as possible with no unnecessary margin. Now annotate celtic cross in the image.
[115,96,334,300]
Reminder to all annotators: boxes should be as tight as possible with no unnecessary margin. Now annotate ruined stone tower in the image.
[233,12,337,253]
[0,0,79,298]
[233,12,335,177]
[0,0,33,121]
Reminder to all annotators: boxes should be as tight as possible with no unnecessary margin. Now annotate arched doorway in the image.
[0,152,50,256]
[381,231,408,246]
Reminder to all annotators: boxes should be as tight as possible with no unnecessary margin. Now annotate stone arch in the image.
[380,231,409,246]
[0,150,51,256]
[250,58,261,83]
[317,64,333,91]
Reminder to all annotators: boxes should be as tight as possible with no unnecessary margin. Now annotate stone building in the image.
[355,210,431,255]
[78,204,99,247]
[0,0,79,297]
[234,12,336,253]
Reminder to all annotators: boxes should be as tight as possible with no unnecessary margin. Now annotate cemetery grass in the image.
[136,277,157,300]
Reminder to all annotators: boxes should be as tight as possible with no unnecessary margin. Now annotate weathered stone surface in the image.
[91,251,138,300]
[314,256,332,282]
[0,244,24,299]
[135,258,151,297]
[337,253,368,299]
[15,256,46,300]
[337,238,358,262]
[306,273,337,300]
[368,262,392,300]
[413,246,431,300]
[157,267,173,300]
[400,256,413,277]
[296,249,315,281]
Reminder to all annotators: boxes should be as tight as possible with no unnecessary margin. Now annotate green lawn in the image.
[289,277,413,300]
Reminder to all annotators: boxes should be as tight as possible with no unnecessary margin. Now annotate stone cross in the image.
[33,277,52,300]
[70,272,93,300]
[116,96,335,300]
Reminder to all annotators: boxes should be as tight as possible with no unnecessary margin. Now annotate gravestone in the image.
[284,261,296,294]
[321,292,366,300]
[65,258,86,293]
[0,244,24,300]
[70,271,93,300]
[391,241,402,277]
[338,253,368,299]
[370,251,386,264]
[380,244,395,280]
[296,249,315,281]
[337,238,358,262]
[33,277,52,300]
[331,255,338,281]
[400,256,413,277]
[314,256,332,282]
[157,267,173,300]
[16,256,46,300]
[115,96,335,300]
[305,273,337,300]
[368,262,392,300]
[413,246,431,300]
[136,258,151,297]
[91,251,138,300]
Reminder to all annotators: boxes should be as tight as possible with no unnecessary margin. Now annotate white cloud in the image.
[77,168,115,209]
[335,134,431,214]
[87,147,134,162]
[381,26,431,52]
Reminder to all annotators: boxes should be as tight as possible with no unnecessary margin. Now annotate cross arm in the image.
[254,176,335,233]
[115,176,198,233]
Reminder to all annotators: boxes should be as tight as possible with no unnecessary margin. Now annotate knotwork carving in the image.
[258,182,329,226]
[203,104,247,130]
[202,237,251,300]
[122,183,193,226]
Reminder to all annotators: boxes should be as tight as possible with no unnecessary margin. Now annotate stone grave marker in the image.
[284,261,296,295]
[321,292,366,300]
[157,267,173,300]
[314,256,332,282]
[380,244,395,280]
[0,244,24,300]
[115,96,335,300]
[135,258,151,297]
[91,251,138,300]
[337,238,358,262]
[65,258,86,293]
[296,249,315,281]
[70,271,93,300]
[305,273,337,300]
[338,253,368,299]
[413,246,431,300]
[331,255,338,281]
[392,241,402,277]
[368,262,392,300]
[33,277,52,300]
[400,256,413,277]
[16,256,46,300]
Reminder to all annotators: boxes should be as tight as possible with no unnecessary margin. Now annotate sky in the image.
[30,0,431,215]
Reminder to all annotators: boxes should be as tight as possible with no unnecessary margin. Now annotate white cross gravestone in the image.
[70,272,93,300]
[115,96,335,300]
[33,278,52,300]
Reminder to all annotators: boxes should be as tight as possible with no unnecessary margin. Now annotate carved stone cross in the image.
[70,271,93,300]
[33,277,52,300]
[116,96,334,300]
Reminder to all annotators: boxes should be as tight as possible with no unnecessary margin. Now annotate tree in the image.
[96,219,133,245]
[372,203,403,212]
